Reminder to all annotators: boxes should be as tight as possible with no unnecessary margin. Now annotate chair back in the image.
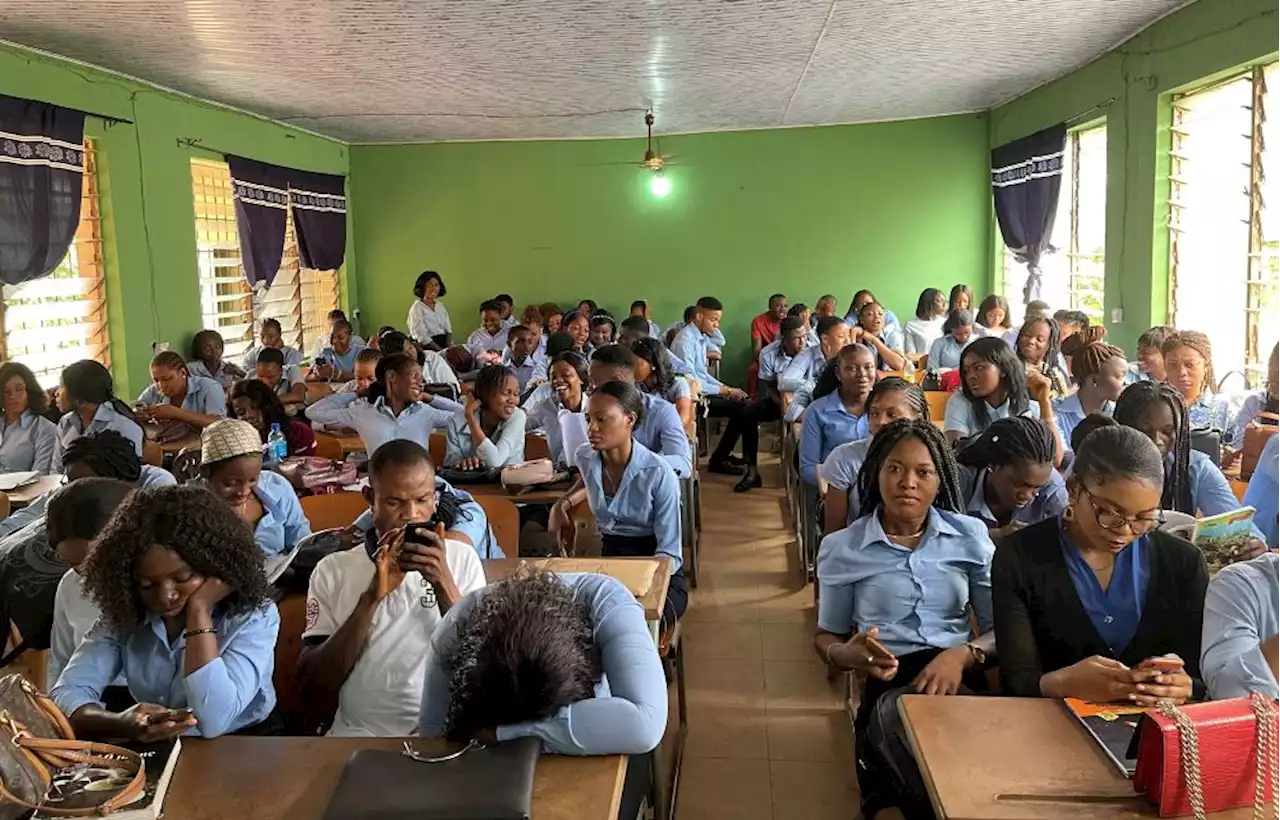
[0,494,11,522]
[272,594,307,719]
[924,391,950,422]
[313,434,344,461]
[1190,428,1222,468]
[142,440,163,467]
[1241,414,1280,480]
[473,495,520,556]
[300,491,368,531]
[429,432,446,465]
[524,433,552,462]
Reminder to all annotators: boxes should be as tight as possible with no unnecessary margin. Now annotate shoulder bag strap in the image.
[14,736,146,817]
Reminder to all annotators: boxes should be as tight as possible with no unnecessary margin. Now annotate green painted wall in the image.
[349,115,992,379]
[0,42,355,398]
[989,0,1278,355]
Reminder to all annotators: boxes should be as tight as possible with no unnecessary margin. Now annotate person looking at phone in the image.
[51,486,280,739]
[991,425,1207,704]
[135,351,227,431]
[954,416,1065,540]
[309,319,367,382]
[297,439,486,736]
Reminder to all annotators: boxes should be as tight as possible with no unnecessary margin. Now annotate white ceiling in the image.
[2,0,1189,143]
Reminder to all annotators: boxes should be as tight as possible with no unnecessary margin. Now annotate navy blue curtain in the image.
[288,169,346,271]
[228,156,291,289]
[0,94,86,286]
[991,124,1067,304]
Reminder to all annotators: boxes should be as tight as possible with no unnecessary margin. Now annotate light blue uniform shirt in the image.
[757,340,796,385]
[633,392,692,478]
[239,471,312,557]
[1243,435,1279,549]
[817,507,995,655]
[1201,553,1279,701]
[1052,394,1114,452]
[501,350,548,393]
[0,411,57,473]
[656,376,693,406]
[241,344,302,371]
[665,349,694,377]
[927,334,970,370]
[465,327,510,358]
[51,603,279,738]
[418,573,666,755]
[820,437,872,525]
[957,464,1067,528]
[800,392,870,485]
[783,384,814,423]
[524,395,581,468]
[308,393,461,455]
[868,325,905,371]
[671,324,723,394]
[778,346,825,394]
[574,441,682,572]
[943,392,1040,439]
[0,465,175,540]
[315,342,368,376]
[1187,391,1232,434]
[136,375,228,418]
[443,407,527,469]
[186,360,245,390]
[1230,392,1275,449]
[53,404,145,472]
[1183,450,1266,540]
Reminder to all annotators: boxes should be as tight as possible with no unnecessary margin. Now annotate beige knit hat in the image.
[201,418,263,464]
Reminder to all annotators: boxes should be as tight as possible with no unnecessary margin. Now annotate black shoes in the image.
[707,459,745,476]
[734,469,762,493]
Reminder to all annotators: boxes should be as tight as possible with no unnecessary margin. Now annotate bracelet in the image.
[824,641,839,668]
[184,627,217,639]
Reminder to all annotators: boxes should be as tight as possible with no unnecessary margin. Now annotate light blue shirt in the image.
[186,360,245,390]
[352,478,502,559]
[418,573,666,755]
[927,334,970,370]
[1244,435,1279,549]
[868,325,905,370]
[502,350,548,393]
[311,335,365,364]
[778,346,825,394]
[654,376,693,406]
[783,384,814,423]
[443,407,527,469]
[0,465,175,540]
[51,603,279,738]
[307,393,461,455]
[957,464,1067,528]
[136,375,228,417]
[0,411,57,473]
[316,343,368,376]
[1183,450,1266,540]
[53,403,145,472]
[1187,391,1232,434]
[524,395,580,468]
[633,392,692,478]
[671,324,723,394]
[244,471,312,557]
[574,441,682,572]
[800,392,870,485]
[465,327,510,358]
[665,349,693,377]
[758,340,797,384]
[1053,394,1114,452]
[1230,392,1275,449]
[816,507,995,655]
[820,437,871,525]
[845,309,900,329]
[241,344,302,371]
[1201,553,1279,701]
[943,392,1040,439]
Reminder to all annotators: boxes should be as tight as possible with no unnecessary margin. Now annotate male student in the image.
[254,347,306,404]
[502,325,547,393]
[672,297,747,403]
[494,293,517,329]
[311,310,365,362]
[589,345,692,478]
[335,348,382,395]
[310,320,367,382]
[618,316,692,376]
[298,440,488,736]
[751,293,788,359]
[465,300,509,360]
[779,315,850,393]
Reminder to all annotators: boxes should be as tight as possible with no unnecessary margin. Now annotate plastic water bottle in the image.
[266,423,287,464]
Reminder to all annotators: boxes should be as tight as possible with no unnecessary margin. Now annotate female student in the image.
[845,288,899,329]
[187,329,246,389]
[252,347,307,405]
[308,353,460,455]
[944,336,1049,442]
[903,288,948,356]
[955,416,1066,539]
[1130,325,1174,383]
[927,309,975,370]
[51,485,280,738]
[564,311,591,355]
[1228,343,1278,452]
[310,320,367,382]
[632,337,694,427]
[799,344,876,485]
[0,361,56,473]
[524,351,588,468]
[54,360,144,470]
[853,301,906,371]
[241,318,302,371]
[821,377,928,533]
[408,270,453,350]
[975,294,1013,338]
[444,364,526,469]
[1015,314,1069,398]
[1054,328,1127,447]
[135,350,227,433]
[815,419,994,820]
[949,284,973,313]
[1162,332,1231,433]
[541,303,564,335]
[991,425,1205,704]
[229,379,317,457]
[1201,552,1278,701]
[589,313,617,350]
[550,381,685,625]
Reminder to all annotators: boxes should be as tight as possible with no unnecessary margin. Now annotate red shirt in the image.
[285,419,317,456]
[751,312,781,346]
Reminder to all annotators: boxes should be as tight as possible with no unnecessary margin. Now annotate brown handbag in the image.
[1240,413,1280,480]
[0,674,145,818]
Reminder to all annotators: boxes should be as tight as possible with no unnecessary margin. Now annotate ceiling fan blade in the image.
[577,161,645,167]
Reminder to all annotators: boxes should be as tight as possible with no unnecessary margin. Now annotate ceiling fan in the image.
[583,110,678,170]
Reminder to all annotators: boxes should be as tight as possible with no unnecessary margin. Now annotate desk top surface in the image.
[6,474,61,507]
[483,556,672,621]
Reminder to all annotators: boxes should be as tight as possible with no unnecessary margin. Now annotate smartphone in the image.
[404,520,444,546]
[1142,656,1184,672]
[315,356,329,367]
[148,707,194,723]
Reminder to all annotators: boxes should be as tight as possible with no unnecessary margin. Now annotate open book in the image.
[1063,698,1145,777]
[1164,506,1257,573]
[0,471,39,491]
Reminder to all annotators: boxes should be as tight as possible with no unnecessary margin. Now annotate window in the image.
[0,140,110,387]
[190,158,340,363]
[1002,122,1107,327]
[1169,62,1279,391]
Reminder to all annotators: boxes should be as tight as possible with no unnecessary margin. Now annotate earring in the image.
[1063,505,1075,522]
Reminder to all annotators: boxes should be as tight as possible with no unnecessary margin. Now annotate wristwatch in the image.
[964,642,986,666]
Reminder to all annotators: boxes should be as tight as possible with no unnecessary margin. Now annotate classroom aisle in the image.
[671,456,861,820]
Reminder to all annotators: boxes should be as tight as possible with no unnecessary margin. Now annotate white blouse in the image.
[408,299,452,343]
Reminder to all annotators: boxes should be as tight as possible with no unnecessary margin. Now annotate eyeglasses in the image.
[1079,486,1164,535]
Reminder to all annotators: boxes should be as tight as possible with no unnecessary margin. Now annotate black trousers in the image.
[601,533,687,630]
[710,396,781,466]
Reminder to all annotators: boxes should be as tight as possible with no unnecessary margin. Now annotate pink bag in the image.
[281,457,358,495]
[500,459,565,490]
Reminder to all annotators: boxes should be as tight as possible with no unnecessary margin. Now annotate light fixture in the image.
[649,173,672,198]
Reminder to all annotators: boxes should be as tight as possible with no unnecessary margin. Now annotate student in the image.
[821,378,927,533]
[975,294,1013,338]
[589,345,692,477]
[408,271,453,350]
[517,304,547,356]
[629,299,663,340]
[779,316,850,394]
[525,352,588,468]
[1129,325,1175,383]
[1054,328,1127,448]
[418,570,667,758]
[550,381,685,626]
[52,485,281,738]
[380,330,461,394]
[310,320,367,383]
[298,440,486,736]
[444,364,526,469]
[229,379,317,457]
[53,360,144,469]
[241,318,303,371]
[1228,343,1279,452]
[1015,314,1069,398]
[564,311,591,355]
[1054,309,1090,345]
[135,350,227,431]
[813,294,838,321]
[759,316,809,396]
[844,289,899,330]
[956,417,1066,539]
[187,329,246,389]
[0,361,56,473]
[632,337,694,428]
[927,309,976,370]
[493,293,517,329]
[542,304,564,336]
[948,284,973,313]
[663,306,694,347]
[903,288,948,356]
[576,299,599,320]
[618,316,692,377]
[751,293,788,359]
[1070,412,1119,457]
[589,313,618,350]
[1002,300,1053,348]
[1244,435,1279,549]
[799,344,876,485]
[311,310,366,363]
[308,353,461,455]
[253,347,306,404]
[48,477,137,688]
[991,426,1204,704]
[335,347,382,395]
[853,300,906,371]
[672,297,749,405]
[815,419,993,820]
[788,302,820,346]
[501,325,547,394]
[944,336,1048,443]
[1201,552,1278,701]
[464,300,510,362]
[522,332,580,410]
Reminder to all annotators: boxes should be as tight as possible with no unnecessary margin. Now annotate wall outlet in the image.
[1110,308,1124,324]
[152,340,170,354]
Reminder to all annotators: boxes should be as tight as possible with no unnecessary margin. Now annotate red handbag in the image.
[1133,694,1278,819]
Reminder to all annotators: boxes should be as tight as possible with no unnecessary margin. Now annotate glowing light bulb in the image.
[649,173,672,198]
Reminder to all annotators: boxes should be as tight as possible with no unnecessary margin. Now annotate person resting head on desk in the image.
[251,346,306,405]
[991,425,1205,705]
[955,416,1066,541]
[444,364,525,471]
[51,485,280,739]
[187,329,246,390]
[135,350,228,432]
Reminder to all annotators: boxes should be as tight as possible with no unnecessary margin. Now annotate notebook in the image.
[1063,698,1146,776]
[0,471,39,491]
[36,737,181,820]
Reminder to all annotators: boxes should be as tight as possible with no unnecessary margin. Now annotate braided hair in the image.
[857,419,963,518]
[1061,326,1125,384]
[63,431,143,484]
[1161,330,1216,397]
[474,364,517,409]
[956,416,1055,470]
[1016,315,1062,370]
[814,343,876,400]
[1114,380,1191,513]
[630,338,676,397]
[365,352,417,404]
[960,336,1030,431]
[867,376,929,423]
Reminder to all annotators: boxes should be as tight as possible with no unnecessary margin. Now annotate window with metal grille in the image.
[1002,122,1107,327]
[1169,62,1278,392]
[190,158,340,363]
[0,140,110,387]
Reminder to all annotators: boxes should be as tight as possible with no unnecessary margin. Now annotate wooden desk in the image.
[163,736,626,820]
[335,434,364,454]
[159,435,201,454]
[900,695,1251,819]
[6,474,61,508]
[468,480,571,506]
[483,556,672,625]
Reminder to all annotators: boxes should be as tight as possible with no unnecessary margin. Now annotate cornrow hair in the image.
[63,431,143,484]
[1072,425,1166,490]
[867,376,929,420]
[1114,380,1192,513]
[961,336,1030,431]
[1161,330,1217,396]
[1070,412,1119,454]
[1061,325,1126,383]
[151,350,188,374]
[956,416,1055,469]
[630,338,675,397]
[813,343,876,400]
[1017,315,1062,373]
[857,419,963,518]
